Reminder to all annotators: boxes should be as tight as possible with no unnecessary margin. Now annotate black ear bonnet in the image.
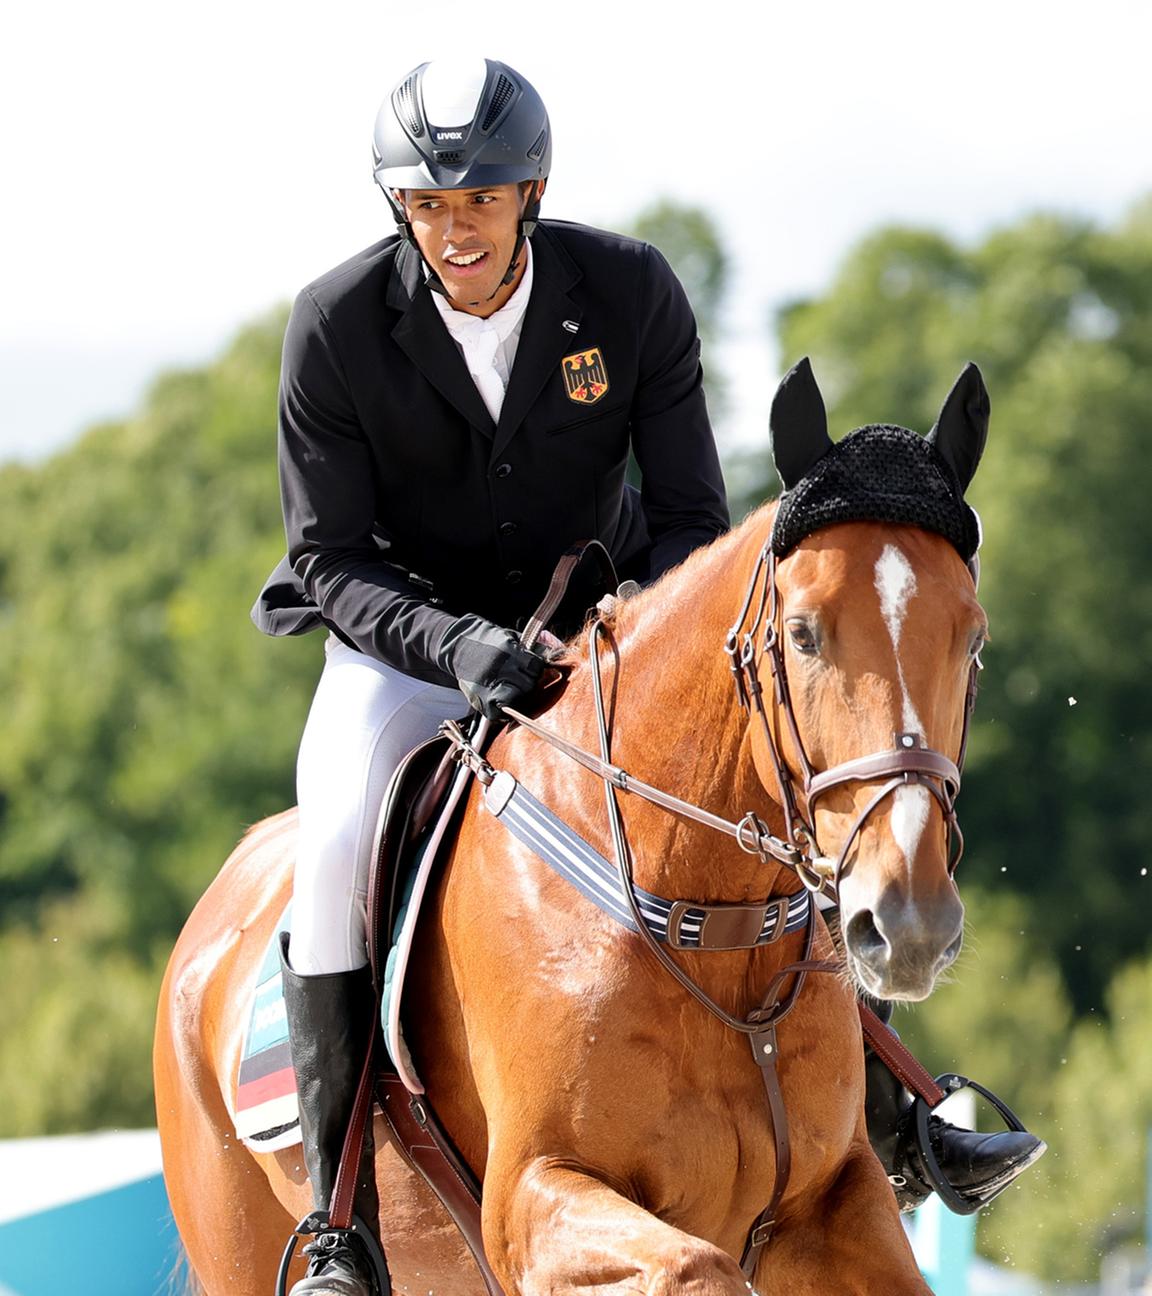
[768,358,987,562]
[770,423,982,560]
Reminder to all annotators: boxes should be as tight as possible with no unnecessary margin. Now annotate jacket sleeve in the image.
[277,288,460,686]
[628,245,730,579]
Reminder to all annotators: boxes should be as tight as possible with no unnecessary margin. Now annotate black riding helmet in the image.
[372,58,551,294]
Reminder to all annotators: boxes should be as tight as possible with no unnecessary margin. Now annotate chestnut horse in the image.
[156,366,988,1296]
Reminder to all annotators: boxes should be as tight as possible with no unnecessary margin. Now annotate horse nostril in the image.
[845,908,889,968]
[941,929,964,967]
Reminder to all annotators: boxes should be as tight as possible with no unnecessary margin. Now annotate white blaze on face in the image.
[874,544,931,869]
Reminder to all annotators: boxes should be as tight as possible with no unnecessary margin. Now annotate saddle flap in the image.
[368,734,458,981]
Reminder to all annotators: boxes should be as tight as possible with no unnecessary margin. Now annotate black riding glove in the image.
[437,614,546,720]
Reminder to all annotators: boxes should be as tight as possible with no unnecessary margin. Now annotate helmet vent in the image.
[433,149,466,166]
[479,74,517,133]
[395,75,423,138]
[527,128,548,161]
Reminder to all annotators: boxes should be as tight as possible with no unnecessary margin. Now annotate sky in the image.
[2,0,1150,462]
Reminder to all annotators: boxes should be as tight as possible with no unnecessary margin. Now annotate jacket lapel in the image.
[388,243,496,436]
[492,226,584,461]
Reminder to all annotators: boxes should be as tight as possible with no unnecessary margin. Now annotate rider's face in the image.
[402,183,537,316]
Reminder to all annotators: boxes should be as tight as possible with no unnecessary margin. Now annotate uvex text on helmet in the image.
[372,57,551,193]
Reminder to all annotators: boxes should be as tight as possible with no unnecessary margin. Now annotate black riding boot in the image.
[280,934,382,1296]
[863,1002,1046,1213]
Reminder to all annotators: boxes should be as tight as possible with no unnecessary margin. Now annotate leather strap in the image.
[735,955,839,1276]
[857,1002,947,1108]
[328,1021,381,1231]
[377,1076,505,1296]
[807,743,960,801]
[519,539,619,652]
[498,704,810,874]
[740,1022,788,1275]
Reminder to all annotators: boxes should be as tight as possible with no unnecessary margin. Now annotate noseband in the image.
[725,541,979,898]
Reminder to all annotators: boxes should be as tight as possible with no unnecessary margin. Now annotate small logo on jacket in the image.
[561,348,609,405]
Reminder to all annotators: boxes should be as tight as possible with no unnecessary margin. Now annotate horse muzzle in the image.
[840,884,965,1002]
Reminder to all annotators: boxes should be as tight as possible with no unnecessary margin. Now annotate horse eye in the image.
[787,621,819,655]
[970,628,988,658]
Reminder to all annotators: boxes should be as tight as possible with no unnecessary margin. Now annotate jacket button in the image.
[494,462,513,479]
[499,521,518,537]
[505,569,523,585]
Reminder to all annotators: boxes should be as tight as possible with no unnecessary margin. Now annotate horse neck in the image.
[545,510,791,904]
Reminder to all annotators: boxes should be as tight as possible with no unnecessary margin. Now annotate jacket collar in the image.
[386,226,584,448]
[491,224,584,458]
[387,242,493,433]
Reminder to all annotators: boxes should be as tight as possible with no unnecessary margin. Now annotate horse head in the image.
[754,358,990,1002]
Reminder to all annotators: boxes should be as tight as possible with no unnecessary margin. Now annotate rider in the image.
[253,57,1040,1296]
[253,56,728,1295]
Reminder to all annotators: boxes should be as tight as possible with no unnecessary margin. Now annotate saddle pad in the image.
[234,902,300,1152]
[232,890,418,1151]
[233,755,477,1147]
[233,826,444,1150]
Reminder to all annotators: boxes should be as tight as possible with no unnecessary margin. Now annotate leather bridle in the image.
[725,540,980,899]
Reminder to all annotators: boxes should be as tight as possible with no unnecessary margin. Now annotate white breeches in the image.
[289,635,469,976]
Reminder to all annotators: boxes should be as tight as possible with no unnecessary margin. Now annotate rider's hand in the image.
[437,615,547,720]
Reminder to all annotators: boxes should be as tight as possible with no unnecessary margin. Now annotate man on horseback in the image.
[252,57,1040,1296]
[253,56,729,1294]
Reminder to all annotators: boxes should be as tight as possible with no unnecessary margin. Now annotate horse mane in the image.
[558,499,779,664]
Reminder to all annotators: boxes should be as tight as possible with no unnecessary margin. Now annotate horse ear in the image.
[770,357,833,490]
[927,362,990,493]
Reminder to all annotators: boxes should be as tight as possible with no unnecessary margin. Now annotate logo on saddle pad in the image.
[561,347,609,405]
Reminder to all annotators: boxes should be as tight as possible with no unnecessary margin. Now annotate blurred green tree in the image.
[0,305,318,1134]
[977,952,1152,1281]
[625,199,730,441]
[628,198,729,340]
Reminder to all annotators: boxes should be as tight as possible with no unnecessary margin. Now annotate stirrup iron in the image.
[910,1073,1034,1215]
[275,1210,391,1296]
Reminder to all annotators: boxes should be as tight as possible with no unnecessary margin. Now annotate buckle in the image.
[749,1220,775,1247]
[666,897,789,950]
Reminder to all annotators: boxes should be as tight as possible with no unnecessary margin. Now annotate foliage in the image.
[979,953,1152,1281]
[626,199,730,428]
[628,199,729,340]
[0,901,160,1133]
[0,307,318,1132]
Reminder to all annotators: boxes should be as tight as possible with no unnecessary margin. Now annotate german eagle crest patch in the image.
[561,347,609,405]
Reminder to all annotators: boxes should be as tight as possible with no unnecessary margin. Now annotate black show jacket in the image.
[253,219,729,687]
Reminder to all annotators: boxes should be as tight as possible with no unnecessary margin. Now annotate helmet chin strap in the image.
[387,185,541,306]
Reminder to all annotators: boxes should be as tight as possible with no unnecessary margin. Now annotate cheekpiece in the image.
[770,424,981,562]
